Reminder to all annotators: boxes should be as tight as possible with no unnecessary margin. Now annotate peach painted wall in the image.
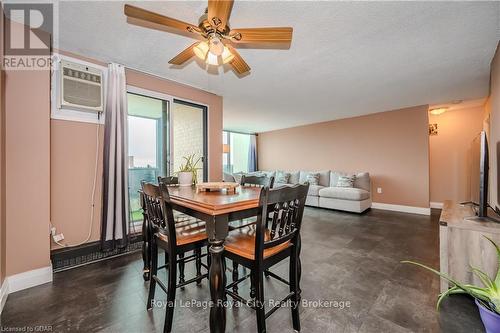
[257,106,430,208]
[50,121,104,247]
[486,42,500,210]
[50,52,223,249]
[4,68,51,275]
[429,106,485,204]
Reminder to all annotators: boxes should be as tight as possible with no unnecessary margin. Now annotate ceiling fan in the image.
[124,0,293,75]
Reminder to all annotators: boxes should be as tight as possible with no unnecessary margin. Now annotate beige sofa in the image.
[224,170,371,213]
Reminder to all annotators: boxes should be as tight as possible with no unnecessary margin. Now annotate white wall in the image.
[172,103,204,182]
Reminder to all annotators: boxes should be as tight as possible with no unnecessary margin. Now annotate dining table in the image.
[140,185,263,333]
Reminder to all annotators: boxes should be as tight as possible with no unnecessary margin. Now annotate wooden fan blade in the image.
[124,4,200,35]
[208,0,234,30]
[229,27,293,44]
[226,45,250,74]
[168,42,198,65]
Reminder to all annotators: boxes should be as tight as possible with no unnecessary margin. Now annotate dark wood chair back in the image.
[240,174,275,188]
[158,176,179,185]
[141,181,177,251]
[158,175,198,224]
[254,183,309,261]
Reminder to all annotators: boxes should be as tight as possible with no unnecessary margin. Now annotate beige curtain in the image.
[101,63,129,250]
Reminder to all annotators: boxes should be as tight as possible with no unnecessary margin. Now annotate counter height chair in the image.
[142,181,209,333]
[230,174,276,295]
[157,175,178,185]
[158,176,204,287]
[240,174,275,188]
[224,183,309,333]
[231,174,275,231]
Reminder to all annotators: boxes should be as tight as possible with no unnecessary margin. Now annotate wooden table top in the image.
[168,185,261,216]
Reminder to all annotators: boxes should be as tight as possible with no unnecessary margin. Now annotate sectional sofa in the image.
[224,170,372,213]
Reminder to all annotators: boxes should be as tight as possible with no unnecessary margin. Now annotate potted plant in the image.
[176,154,202,187]
[402,236,500,333]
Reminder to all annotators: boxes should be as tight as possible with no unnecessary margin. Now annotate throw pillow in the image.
[337,175,356,188]
[276,171,291,184]
[305,172,320,185]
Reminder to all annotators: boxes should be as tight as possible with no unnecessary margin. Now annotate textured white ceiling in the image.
[57,1,500,133]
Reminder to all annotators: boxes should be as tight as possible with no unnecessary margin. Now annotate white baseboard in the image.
[372,202,431,215]
[7,265,53,294]
[0,279,9,314]
[430,202,444,209]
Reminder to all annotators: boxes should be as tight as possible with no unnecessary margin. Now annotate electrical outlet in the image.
[53,233,64,242]
[377,187,383,194]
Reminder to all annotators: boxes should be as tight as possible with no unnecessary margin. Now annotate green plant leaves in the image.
[484,236,500,285]
[401,235,500,315]
[175,153,202,184]
[470,265,495,290]
[436,286,466,310]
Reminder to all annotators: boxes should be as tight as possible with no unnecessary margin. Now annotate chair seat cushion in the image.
[157,220,207,245]
[225,226,291,260]
[308,185,325,196]
[318,187,370,201]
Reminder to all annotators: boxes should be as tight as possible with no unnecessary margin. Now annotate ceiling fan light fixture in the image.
[124,2,293,75]
[208,36,224,56]
[221,46,234,64]
[194,41,209,60]
[206,52,220,66]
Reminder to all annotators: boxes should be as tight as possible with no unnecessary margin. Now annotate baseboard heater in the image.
[51,235,142,272]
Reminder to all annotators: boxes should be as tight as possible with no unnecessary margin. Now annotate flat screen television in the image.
[470,130,489,217]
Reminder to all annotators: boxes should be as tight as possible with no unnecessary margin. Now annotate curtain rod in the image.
[224,130,258,136]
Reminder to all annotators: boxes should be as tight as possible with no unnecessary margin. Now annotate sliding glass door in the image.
[127,92,208,226]
[127,92,169,224]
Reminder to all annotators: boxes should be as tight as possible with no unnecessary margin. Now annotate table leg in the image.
[207,215,229,333]
[209,239,226,332]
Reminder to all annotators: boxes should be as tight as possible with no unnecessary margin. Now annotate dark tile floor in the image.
[1,207,485,332]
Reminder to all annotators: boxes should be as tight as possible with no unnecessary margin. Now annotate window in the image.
[128,116,157,168]
[223,131,252,174]
[127,92,168,225]
[126,90,209,231]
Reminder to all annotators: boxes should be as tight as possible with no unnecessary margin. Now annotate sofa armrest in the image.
[223,172,236,182]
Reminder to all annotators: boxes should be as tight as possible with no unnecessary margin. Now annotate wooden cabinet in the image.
[439,200,500,292]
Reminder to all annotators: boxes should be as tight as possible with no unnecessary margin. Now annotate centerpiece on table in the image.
[195,181,239,194]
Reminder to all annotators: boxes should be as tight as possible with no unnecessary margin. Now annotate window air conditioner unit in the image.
[58,59,104,113]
